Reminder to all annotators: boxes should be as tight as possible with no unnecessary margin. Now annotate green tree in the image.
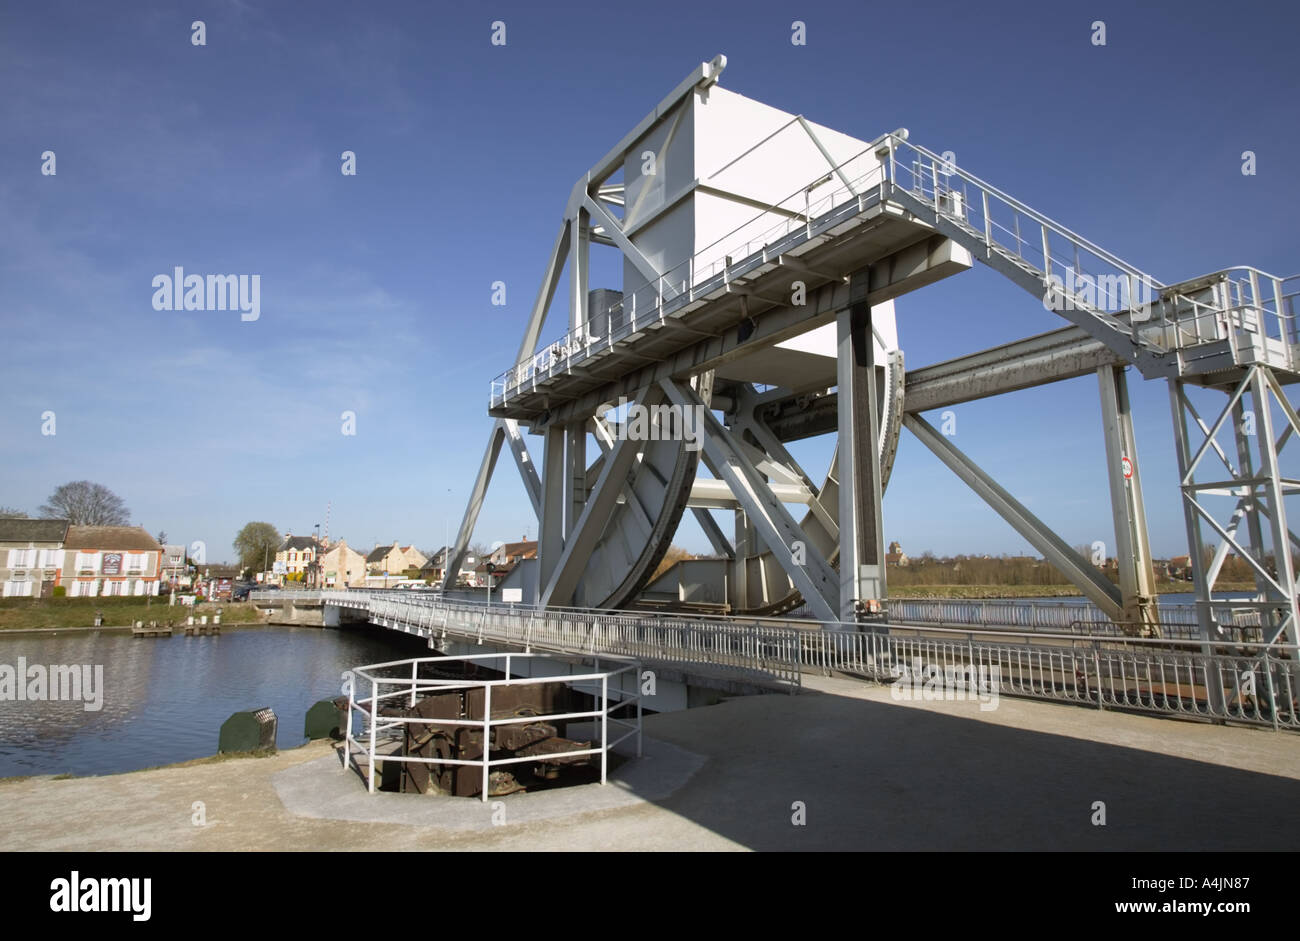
[233,522,281,575]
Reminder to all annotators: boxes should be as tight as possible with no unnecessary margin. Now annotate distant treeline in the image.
[891,556,1072,587]
[652,547,1271,587]
[892,552,1265,587]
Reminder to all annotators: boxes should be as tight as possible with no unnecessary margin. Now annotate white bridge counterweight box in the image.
[619,85,883,320]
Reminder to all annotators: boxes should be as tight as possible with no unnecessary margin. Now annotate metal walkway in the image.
[491,131,1299,411]
[886,137,1299,381]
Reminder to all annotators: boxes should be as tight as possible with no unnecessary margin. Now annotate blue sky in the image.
[1,0,1297,563]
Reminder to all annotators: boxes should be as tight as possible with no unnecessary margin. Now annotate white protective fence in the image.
[343,651,642,800]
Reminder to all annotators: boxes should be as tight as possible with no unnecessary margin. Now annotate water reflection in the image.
[0,626,424,778]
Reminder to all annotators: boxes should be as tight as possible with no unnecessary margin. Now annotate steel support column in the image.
[723,420,755,612]
[1169,378,1222,660]
[1249,369,1299,644]
[1097,366,1159,630]
[541,390,656,607]
[538,425,566,601]
[566,426,586,538]
[570,209,589,331]
[502,418,541,521]
[1231,397,1269,590]
[731,503,753,612]
[560,207,591,540]
[836,299,887,622]
[1169,368,1300,646]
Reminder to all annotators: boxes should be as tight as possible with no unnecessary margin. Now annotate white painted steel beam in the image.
[502,418,541,520]
[515,222,571,365]
[538,425,566,601]
[441,421,506,592]
[904,412,1125,619]
[583,196,675,300]
[1097,366,1158,628]
[687,477,812,508]
[837,299,887,622]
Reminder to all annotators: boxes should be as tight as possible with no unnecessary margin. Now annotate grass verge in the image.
[0,597,264,631]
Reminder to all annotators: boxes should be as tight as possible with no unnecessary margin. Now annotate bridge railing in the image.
[249,588,437,605]
[881,598,1264,642]
[884,135,1298,374]
[366,595,804,689]
[317,590,1300,729]
[259,588,1268,644]
[799,627,1300,730]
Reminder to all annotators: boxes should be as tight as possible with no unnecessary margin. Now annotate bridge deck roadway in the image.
[4,672,1298,851]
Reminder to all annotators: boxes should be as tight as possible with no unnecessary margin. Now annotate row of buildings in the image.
[265,533,540,589]
[0,519,176,598]
[0,515,546,598]
[267,535,431,588]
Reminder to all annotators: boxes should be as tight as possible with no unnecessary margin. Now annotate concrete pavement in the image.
[3,674,1299,850]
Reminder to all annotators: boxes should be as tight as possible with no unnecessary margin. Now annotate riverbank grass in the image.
[0,597,264,631]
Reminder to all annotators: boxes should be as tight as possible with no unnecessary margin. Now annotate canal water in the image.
[0,625,425,778]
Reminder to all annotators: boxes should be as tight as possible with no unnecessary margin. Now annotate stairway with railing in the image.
[883,136,1299,379]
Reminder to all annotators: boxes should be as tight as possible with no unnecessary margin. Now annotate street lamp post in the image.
[485,561,495,605]
[312,524,321,589]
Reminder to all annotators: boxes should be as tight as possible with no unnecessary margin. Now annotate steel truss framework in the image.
[1171,367,1300,645]
[443,56,1300,644]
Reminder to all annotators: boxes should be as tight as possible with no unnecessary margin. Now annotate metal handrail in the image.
[325,590,1300,730]
[489,129,1298,411]
[893,137,1162,283]
[489,137,893,406]
[797,628,1299,730]
[885,137,1297,372]
[343,651,642,799]
[257,588,1276,642]
[353,592,806,687]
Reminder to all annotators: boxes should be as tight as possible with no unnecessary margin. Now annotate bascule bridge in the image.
[442,55,1300,648]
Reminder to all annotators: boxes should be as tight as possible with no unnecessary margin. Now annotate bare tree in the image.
[39,481,129,526]
[0,506,28,518]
